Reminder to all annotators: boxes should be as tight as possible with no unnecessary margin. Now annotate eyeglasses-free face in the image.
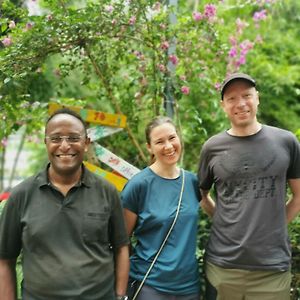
[147,122,181,167]
[45,135,85,144]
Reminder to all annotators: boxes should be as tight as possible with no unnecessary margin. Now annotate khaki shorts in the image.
[206,261,291,300]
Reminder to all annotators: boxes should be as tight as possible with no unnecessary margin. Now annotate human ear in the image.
[146,142,152,154]
[84,137,91,152]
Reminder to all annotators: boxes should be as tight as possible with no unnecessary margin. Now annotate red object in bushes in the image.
[0,191,10,201]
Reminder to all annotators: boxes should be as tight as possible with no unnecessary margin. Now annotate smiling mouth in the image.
[165,151,176,157]
[56,154,76,158]
[236,111,249,115]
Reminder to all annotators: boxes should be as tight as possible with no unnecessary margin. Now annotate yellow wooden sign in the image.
[49,102,127,128]
[84,161,127,192]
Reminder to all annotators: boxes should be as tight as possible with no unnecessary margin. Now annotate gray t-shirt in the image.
[198,125,300,271]
[0,165,129,300]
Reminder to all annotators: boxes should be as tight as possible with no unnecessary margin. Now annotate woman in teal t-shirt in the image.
[121,116,201,300]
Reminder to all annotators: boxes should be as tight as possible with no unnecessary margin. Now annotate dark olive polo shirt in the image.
[0,165,129,300]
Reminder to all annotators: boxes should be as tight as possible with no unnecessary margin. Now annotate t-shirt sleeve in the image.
[189,172,202,202]
[0,195,22,259]
[120,177,142,214]
[198,143,214,191]
[287,133,300,179]
[109,187,130,248]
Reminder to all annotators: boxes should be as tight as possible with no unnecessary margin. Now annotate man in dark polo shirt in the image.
[0,108,130,300]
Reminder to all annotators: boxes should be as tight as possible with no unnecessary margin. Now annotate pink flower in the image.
[9,21,16,29]
[236,55,246,66]
[253,10,267,22]
[2,37,12,47]
[240,40,253,55]
[193,12,203,21]
[204,4,216,19]
[26,22,34,30]
[169,54,179,65]
[181,86,190,95]
[229,36,237,46]
[160,41,169,50]
[228,47,237,58]
[128,16,136,25]
[158,64,166,72]
[236,18,248,34]
[215,82,221,90]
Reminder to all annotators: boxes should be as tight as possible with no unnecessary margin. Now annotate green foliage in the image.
[1,0,274,160]
[246,1,300,132]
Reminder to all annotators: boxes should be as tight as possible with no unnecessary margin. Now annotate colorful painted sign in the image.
[84,161,128,192]
[87,125,123,142]
[49,102,127,128]
[93,144,140,180]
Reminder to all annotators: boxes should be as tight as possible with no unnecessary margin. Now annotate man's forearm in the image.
[115,245,130,297]
[200,189,216,217]
[286,178,300,223]
[0,259,17,300]
[286,195,300,223]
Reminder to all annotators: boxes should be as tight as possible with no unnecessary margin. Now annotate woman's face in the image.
[147,122,181,166]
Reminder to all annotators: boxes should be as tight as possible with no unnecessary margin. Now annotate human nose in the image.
[164,140,173,149]
[59,138,71,149]
[236,97,246,107]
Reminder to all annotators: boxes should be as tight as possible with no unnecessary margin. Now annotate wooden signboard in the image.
[93,144,140,180]
[87,126,123,142]
[84,161,128,192]
[49,102,127,128]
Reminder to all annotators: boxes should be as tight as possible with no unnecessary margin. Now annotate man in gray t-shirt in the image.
[198,73,300,300]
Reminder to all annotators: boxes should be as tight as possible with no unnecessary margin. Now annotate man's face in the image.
[221,80,259,129]
[44,114,89,177]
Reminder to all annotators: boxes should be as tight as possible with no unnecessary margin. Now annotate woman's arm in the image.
[123,208,138,236]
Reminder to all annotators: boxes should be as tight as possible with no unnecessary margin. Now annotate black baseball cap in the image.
[221,73,256,100]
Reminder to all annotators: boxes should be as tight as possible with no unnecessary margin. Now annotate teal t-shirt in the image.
[121,167,201,295]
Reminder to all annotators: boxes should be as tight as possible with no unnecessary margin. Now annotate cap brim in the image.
[221,73,256,99]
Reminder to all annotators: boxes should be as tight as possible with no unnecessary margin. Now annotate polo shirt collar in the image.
[36,163,92,188]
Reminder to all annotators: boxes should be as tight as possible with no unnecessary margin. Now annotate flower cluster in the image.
[181,86,190,95]
[193,4,217,22]
[253,9,267,28]
[2,37,12,47]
